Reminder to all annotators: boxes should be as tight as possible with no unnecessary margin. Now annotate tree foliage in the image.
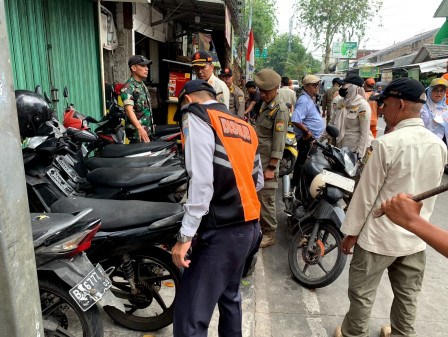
[243,0,277,49]
[293,0,383,72]
[257,34,320,79]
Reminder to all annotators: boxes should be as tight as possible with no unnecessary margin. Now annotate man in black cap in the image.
[191,51,229,108]
[335,78,447,337]
[322,77,343,124]
[244,80,263,122]
[172,79,263,337]
[219,67,245,118]
[120,55,153,142]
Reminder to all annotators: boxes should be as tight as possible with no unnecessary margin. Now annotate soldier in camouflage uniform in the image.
[121,55,153,143]
[254,69,289,248]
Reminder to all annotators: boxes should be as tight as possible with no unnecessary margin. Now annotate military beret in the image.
[254,69,281,91]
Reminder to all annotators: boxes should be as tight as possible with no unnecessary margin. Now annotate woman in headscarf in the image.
[324,75,372,159]
[420,77,448,173]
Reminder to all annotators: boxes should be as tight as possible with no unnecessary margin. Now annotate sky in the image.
[276,0,446,59]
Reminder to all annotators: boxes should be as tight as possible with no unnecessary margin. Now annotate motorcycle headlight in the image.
[285,137,294,146]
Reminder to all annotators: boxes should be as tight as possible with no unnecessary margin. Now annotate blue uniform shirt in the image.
[291,91,325,138]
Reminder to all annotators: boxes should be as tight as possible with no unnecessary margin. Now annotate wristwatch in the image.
[176,231,193,243]
[268,165,277,171]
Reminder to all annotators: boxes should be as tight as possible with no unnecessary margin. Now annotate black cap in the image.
[344,75,364,87]
[219,68,233,76]
[380,78,426,104]
[174,80,217,122]
[245,80,256,88]
[128,55,152,67]
[333,77,343,85]
[281,76,290,86]
[191,51,213,66]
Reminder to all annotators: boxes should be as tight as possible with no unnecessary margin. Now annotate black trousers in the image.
[291,137,316,186]
[173,221,260,337]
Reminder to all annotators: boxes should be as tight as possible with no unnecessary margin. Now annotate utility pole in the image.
[288,16,293,53]
[0,1,44,336]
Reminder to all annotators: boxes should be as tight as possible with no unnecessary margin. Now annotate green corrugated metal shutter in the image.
[5,0,102,121]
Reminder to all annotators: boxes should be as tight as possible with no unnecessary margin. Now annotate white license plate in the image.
[321,170,355,193]
[69,264,112,311]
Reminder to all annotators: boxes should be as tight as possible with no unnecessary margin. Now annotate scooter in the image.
[33,209,124,336]
[279,123,298,177]
[283,125,359,288]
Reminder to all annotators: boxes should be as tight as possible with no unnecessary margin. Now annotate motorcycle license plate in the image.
[69,264,112,311]
[321,170,355,193]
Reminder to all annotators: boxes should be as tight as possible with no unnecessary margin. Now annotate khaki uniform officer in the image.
[191,51,230,108]
[254,69,289,248]
[219,67,245,118]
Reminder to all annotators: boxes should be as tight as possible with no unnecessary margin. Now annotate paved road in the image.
[103,115,448,336]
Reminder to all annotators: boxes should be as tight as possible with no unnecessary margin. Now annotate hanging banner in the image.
[359,67,379,78]
[381,70,393,83]
[408,68,420,81]
[332,42,358,59]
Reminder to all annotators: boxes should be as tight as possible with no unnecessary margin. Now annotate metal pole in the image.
[0,1,44,336]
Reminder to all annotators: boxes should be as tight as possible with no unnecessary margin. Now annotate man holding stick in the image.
[334,78,447,337]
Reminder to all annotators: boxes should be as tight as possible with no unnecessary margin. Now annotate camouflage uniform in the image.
[121,76,153,142]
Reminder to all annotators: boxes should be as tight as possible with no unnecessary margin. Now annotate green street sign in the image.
[261,48,267,58]
[255,48,267,58]
[359,67,380,78]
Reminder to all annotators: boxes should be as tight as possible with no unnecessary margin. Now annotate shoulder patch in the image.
[217,94,225,103]
[275,120,285,132]
[238,96,244,103]
[359,111,367,120]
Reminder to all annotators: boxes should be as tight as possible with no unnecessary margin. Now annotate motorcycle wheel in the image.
[39,276,103,337]
[279,150,296,177]
[288,221,346,289]
[103,247,180,331]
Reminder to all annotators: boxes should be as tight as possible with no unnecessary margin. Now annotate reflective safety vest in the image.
[181,102,261,230]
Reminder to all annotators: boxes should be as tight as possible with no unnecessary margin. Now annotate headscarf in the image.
[334,83,368,145]
[425,86,448,122]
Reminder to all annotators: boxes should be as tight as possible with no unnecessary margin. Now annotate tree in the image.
[293,0,382,72]
[258,33,320,79]
[242,0,277,49]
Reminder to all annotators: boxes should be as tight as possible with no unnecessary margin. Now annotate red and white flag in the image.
[246,28,254,67]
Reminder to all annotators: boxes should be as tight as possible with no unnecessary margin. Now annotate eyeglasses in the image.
[308,83,319,88]
[432,88,446,93]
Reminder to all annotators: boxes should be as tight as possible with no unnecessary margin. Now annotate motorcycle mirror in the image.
[326,125,339,138]
[63,87,69,98]
[44,92,51,104]
[35,85,42,96]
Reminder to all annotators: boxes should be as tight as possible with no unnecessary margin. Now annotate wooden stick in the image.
[372,183,448,218]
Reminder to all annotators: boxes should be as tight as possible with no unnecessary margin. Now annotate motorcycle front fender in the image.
[284,145,298,158]
[39,252,125,312]
[313,199,345,228]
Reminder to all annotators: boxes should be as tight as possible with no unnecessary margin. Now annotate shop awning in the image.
[382,58,448,74]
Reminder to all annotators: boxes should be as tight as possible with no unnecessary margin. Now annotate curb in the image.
[254,250,272,337]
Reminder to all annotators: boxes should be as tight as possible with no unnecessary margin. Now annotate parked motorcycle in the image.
[49,196,183,331]
[283,125,359,288]
[279,123,298,177]
[33,209,124,336]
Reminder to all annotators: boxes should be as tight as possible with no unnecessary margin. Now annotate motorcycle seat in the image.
[100,141,173,158]
[85,155,171,170]
[31,212,82,245]
[154,125,181,136]
[86,166,185,187]
[50,197,184,231]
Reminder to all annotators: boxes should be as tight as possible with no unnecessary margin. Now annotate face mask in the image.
[339,88,348,97]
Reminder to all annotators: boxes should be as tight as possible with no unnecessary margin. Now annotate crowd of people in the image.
[122,51,448,337]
